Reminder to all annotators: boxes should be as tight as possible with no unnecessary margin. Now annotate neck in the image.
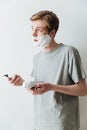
[42,39,59,52]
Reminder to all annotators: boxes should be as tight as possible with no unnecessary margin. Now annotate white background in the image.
[0,0,87,130]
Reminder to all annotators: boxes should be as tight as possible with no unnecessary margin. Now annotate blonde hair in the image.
[30,10,59,34]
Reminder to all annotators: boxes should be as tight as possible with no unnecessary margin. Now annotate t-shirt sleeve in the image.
[68,47,86,83]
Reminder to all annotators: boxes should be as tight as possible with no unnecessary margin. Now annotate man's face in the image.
[31,20,49,38]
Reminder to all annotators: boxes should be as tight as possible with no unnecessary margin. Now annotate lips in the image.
[33,39,38,42]
[32,36,38,42]
[32,34,51,47]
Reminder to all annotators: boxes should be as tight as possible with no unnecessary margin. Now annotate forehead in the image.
[31,20,48,28]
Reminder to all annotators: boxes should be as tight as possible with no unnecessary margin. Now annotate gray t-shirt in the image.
[31,43,86,130]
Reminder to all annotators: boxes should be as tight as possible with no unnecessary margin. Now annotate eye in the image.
[31,26,45,34]
[37,28,43,32]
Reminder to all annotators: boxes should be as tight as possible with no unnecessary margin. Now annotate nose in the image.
[32,29,37,37]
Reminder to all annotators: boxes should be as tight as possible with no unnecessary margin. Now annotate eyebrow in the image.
[32,26,46,29]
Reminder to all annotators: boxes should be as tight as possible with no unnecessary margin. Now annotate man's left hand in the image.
[32,83,54,95]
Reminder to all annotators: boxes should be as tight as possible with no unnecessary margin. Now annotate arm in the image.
[8,75,87,96]
[32,79,87,96]
[52,79,87,96]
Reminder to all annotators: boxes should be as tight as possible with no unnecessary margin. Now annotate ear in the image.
[49,29,56,38]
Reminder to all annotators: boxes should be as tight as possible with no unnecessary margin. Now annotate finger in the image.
[8,77,12,81]
[37,83,46,87]
[9,75,19,84]
[34,84,40,91]
[27,87,36,93]
[34,86,46,95]
[13,78,22,86]
[29,89,38,95]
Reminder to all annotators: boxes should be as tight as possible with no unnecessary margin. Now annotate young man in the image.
[8,10,87,130]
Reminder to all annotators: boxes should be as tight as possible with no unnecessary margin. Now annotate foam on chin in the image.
[32,34,51,48]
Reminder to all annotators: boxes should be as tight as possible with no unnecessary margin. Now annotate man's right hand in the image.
[8,74,25,86]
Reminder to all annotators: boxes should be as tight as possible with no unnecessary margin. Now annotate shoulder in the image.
[61,43,79,56]
[61,43,78,52]
[60,43,81,62]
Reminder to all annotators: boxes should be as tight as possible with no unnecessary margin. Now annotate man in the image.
[8,10,87,130]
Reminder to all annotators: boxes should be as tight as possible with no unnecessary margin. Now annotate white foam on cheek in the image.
[32,35,51,48]
[32,36,42,41]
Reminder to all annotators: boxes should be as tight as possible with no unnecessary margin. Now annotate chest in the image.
[35,53,68,82]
